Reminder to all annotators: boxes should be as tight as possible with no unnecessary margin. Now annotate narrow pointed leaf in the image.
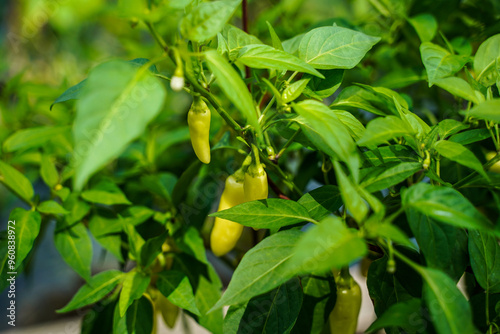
[210,198,314,229]
[211,230,302,310]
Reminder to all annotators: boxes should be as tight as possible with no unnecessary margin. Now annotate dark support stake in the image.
[242,0,251,80]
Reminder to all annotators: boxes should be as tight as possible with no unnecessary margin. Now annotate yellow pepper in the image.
[243,162,268,202]
[210,174,246,256]
[188,96,211,164]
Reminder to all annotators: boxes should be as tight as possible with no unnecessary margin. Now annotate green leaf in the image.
[437,119,469,139]
[9,208,41,270]
[157,270,200,316]
[357,116,412,147]
[237,278,303,334]
[434,140,488,179]
[365,221,417,251]
[118,271,151,317]
[291,274,335,334]
[210,198,314,229]
[294,100,358,176]
[449,129,491,145]
[286,216,367,275]
[266,21,284,51]
[40,155,59,188]
[0,160,34,203]
[204,50,259,131]
[297,185,343,221]
[420,42,468,86]
[305,69,343,99]
[64,195,90,224]
[72,60,166,191]
[50,58,158,110]
[225,25,262,60]
[210,230,302,310]
[402,183,495,233]
[88,215,127,237]
[81,298,116,334]
[469,230,500,293]
[473,34,500,86]
[463,99,500,123]
[375,68,423,89]
[407,210,468,281]
[3,126,70,152]
[298,26,380,69]
[113,296,153,334]
[140,230,169,268]
[363,145,419,167]
[38,201,69,215]
[223,305,245,334]
[283,78,311,103]
[283,34,304,55]
[124,224,145,263]
[366,298,426,333]
[140,173,177,203]
[81,180,131,205]
[330,85,390,116]
[55,220,93,281]
[238,45,323,78]
[408,14,437,42]
[334,110,365,141]
[51,79,87,110]
[180,0,241,42]
[419,267,474,334]
[88,217,124,262]
[360,162,422,192]
[194,263,224,334]
[57,270,123,313]
[433,77,481,104]
[334,161,369,223]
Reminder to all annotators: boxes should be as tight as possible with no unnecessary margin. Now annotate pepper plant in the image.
[1,0,500,333]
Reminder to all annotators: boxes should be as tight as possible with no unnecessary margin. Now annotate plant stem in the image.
[145,22,169,52]
[251,143,261,166]
[486,290,491,330]
[258,96,276,124]
[275,128,301,160]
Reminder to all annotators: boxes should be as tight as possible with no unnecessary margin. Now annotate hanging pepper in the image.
[244,145,268,202]
[187,96,211,164]
[210,173,246,256]
[329,267,362,334]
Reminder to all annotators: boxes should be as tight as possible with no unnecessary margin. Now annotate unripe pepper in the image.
[243,162,268,202]
[329,268,362,334]
[486,151,500,173]
[188,96,211,164]
[210,174,246,256]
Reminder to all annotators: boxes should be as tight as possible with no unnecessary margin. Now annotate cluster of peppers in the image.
[186,96,362,333]
[187,96,269,256]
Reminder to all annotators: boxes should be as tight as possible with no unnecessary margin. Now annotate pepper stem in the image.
[251,143,261,167]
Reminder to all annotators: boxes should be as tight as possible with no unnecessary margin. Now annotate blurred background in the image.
[0,0,499,332]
